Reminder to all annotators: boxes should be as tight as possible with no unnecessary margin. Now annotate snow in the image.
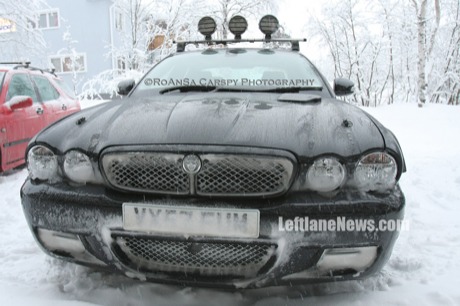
[1,103,460,305]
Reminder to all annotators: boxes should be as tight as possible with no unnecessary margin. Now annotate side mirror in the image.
[333,78,354,96]
[117,79,135,96]
[6,96,34,111]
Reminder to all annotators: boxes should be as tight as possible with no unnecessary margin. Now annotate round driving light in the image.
[307,157,346,192]
[64,150,94,184]
[354,152,397,192]
[27,145,58,181]
[198,16,217,40]
[183,155,202,174]
[259,15,279,39]
[228,15,248,39]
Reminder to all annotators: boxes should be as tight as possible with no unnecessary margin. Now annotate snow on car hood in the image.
[35,92,384,158]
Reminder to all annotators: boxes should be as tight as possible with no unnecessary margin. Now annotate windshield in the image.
[133,48,326,95]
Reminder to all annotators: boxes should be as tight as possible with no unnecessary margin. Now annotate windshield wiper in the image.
[159,85,323,94]
[160,85,217,94]
[214,86,323,93]
[260,86,323,93]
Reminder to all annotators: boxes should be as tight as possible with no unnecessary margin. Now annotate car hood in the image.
[36,92,384,159]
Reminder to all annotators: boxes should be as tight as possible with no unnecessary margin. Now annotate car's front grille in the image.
[114,236,276,277]
[101,151,294,197]
[197,154,292,196]
[102,153,189,194]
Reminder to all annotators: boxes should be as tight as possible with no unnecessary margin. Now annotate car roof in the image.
[0,65,60,79]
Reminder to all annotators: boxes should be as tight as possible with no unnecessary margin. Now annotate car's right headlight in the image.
[63,150,96,184]
[27,145,58,181]
[306,157,346,192]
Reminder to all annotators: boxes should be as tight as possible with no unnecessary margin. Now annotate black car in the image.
[21,16,406,288]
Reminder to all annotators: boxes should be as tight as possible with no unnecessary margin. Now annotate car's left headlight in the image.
[63,150,95,184]
[27,145,59,181]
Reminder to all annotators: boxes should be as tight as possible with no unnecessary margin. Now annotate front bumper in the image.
[21,180,405,288]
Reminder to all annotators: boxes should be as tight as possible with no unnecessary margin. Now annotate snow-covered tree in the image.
[0,0,48,63]
[54,26,84,94]
[81,0,202,98]
[430,0,460,105]
[307,0,458,107]
[310,0,395,106]
[109,0,158,72]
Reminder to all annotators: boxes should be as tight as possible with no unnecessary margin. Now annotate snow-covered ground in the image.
[1,102,459,305]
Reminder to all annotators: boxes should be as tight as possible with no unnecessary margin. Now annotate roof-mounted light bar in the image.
[176,15,306,52]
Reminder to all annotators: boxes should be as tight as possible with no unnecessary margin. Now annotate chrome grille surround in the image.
[101,148,295,197]
[114,236,276,277]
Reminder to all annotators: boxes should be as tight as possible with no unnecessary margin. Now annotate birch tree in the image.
[411,0,441,107]
[430,0,460,105]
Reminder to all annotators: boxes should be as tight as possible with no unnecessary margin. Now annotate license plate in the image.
[123,203,260,238]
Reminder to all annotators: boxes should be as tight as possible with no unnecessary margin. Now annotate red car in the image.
[0,62,81,173]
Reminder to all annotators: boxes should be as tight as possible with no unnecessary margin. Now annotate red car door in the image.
[50,77,81,115]
[0,72,46,171]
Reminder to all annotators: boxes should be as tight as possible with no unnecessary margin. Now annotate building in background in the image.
[35,0,116,94]
[0,0,143,94]
[2,0,191,95]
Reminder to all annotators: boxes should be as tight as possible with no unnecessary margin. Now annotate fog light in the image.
[37,229,106,266]
[38,228,85,254]
[316,246,377,273]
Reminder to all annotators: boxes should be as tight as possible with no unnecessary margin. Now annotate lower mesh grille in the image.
[115,237,276,277]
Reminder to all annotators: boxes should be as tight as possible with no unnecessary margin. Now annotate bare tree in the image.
[310,0,394,106]
[206,0,277,39]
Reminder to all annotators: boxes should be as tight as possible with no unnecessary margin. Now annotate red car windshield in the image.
[0,71,5,93]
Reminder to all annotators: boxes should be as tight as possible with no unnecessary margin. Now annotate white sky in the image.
[277,0,324,62]
[278,0,321,37]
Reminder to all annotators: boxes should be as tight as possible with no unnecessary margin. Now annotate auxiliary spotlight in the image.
[259,15,279,40]
[228,15,248,40]
[198,16,217,40]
